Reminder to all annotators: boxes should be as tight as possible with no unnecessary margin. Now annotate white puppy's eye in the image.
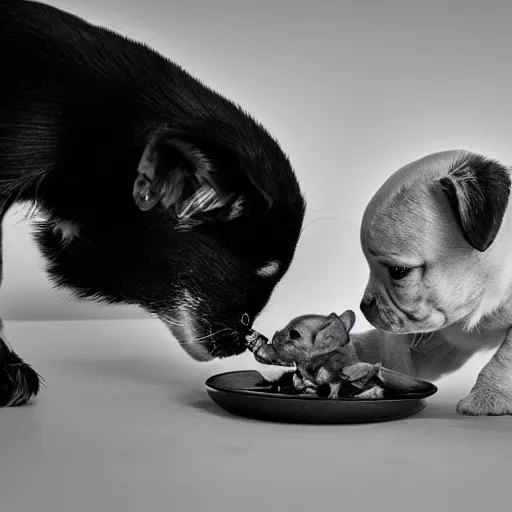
[256,260,280,277]
[388,266,413,281]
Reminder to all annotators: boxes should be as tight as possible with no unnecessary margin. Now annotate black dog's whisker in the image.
[187,328,232,344]
[299,216,349,238]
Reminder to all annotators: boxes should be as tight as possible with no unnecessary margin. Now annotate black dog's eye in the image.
[388,266,413,281]
[288,329,301,340]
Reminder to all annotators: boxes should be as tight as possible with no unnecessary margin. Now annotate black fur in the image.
[0,337,42,407]
[0,0,306,403]
[439,153,511,252]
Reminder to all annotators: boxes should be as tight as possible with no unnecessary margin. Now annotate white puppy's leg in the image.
[457,328,512,416]
[351,329,475,382]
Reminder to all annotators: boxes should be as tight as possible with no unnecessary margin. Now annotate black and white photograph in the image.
[0,0,511,510]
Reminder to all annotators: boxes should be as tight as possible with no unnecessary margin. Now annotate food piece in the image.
[245,330,292,366]
[245,330,268,352]
[374,366,432,393]
[342,362,381,388]
[354,385,385,399]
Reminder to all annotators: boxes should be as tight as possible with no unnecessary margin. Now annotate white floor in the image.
[0,319,510,512]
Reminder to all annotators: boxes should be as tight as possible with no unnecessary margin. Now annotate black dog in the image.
[0,0,306,406]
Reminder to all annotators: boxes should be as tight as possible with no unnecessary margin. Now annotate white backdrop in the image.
[4,0,512,326]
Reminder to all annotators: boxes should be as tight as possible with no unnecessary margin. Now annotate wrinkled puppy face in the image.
[360,150,511,334]
[131,130,306,361]
[271,310,356,364]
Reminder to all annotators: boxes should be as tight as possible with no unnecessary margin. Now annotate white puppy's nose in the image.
[360,296,377,319]
[360,296,376,311]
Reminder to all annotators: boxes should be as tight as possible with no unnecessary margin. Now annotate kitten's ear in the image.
[133,131,246,223]
[314,313,349,352]
[339,310,356,333]
[439,153,511,252]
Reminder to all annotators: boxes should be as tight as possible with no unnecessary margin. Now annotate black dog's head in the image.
[36,113,305,362]
[128,126,305,360]
[18,0,305,362]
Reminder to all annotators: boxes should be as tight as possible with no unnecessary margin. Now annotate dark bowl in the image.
[205,370,438,424]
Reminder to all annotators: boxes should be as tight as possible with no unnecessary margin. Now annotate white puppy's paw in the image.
[457,387,512,416]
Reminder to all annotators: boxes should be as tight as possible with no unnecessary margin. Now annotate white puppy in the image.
[353,149,512,416]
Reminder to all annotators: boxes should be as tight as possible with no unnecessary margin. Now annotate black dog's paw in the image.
[0,351,43,407]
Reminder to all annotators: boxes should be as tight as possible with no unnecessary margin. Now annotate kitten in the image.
[246,310,384,399]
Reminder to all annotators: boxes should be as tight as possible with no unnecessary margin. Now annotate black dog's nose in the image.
[360,296,376,313]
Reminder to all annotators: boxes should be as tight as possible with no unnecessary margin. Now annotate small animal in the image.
[0,1,305,406]
[247,310,386,399]
[357,149,512,415]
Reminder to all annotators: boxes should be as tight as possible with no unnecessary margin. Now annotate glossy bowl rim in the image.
[205,370,438,402]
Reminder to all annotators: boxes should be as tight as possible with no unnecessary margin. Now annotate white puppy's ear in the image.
[439,154,511,252]
[133,130,244,224]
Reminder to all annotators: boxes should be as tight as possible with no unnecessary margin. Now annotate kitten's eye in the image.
[288,329,301,340]
[388,266,413,281]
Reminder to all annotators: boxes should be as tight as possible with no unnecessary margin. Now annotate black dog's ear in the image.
[438,154,511,252]
[133,131,245,222]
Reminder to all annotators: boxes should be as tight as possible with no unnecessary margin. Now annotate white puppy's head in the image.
[360,150,512,334]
